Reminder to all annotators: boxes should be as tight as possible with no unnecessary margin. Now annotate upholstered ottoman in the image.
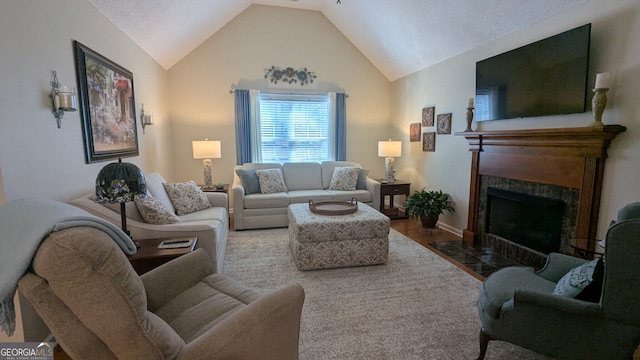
[288,202,390,270]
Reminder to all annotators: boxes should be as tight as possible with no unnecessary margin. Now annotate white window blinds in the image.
[258,93,331,163]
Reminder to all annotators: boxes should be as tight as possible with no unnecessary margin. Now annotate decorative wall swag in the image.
[265,66,317,86]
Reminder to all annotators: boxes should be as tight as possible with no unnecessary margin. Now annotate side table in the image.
[378,180,411,219]
[127,236,197,275]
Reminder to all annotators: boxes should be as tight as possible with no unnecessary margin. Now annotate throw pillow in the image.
[162,181,212,215]
[552,259,600,298]
[329,167,360,191]
[135,197,182,225]
[575,257,605,303]
[255,168,288,194]
[356,169,369,190]
[235,168,261,194]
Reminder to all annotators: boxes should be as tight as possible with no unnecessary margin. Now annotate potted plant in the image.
[404,188,455,228]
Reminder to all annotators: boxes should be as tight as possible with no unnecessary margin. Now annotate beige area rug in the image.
[224,228,549,360]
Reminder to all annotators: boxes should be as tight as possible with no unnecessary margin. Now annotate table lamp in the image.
[378,139,402,183]
[95,158,147,237]
[192,139,221,188]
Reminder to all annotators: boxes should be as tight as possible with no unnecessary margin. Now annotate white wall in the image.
[167,5,391,195]
[0,0,172,202]
[390,0,640,239]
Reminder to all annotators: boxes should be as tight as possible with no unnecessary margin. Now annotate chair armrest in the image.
[536,253,588,282]
[366,178,381,210]
[204,192,228,210]
[177,283,305,360]
[141,249,214,312]
[508,287,601,316]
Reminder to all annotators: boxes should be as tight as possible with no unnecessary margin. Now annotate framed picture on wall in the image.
[410,123,421,142]
[423,132,435,152]
[422,106,435,127]
[74,41,139,163]
[437,113,452,134]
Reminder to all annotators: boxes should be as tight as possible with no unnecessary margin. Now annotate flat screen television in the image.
[475,23,591,121]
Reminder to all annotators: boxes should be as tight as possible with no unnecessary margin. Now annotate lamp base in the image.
[202,159,213,187]
[384,157,396,183]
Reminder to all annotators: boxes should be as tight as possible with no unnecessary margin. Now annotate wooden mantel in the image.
[455,125,626,256]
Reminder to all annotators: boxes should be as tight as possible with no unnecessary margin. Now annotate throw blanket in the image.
[0,198,136,336]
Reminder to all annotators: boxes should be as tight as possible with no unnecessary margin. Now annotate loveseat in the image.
[69,172,229,273]
[232,161,380,230]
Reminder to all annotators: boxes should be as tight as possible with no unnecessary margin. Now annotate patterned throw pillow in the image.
[329,167,360,191]
[135,197,182,224]
[162,180,212,215]
[255,168,288,194]
[553,259,599,298]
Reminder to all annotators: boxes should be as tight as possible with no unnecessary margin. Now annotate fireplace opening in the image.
[486,187,564,255]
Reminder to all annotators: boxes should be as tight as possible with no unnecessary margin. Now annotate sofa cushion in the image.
[255,169,288,194]
[288,190,333,204]
[163,181,212,215]
[329,167,360,191]
[328,189,373,203]
[145,172,176,213]
[283,163,323,191]
[235,169,261,194]
[136,197,182,224]
[243,192,290,209]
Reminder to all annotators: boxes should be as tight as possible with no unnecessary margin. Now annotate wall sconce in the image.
[140,103,154,134]
[49,70,77,128]
[378,139,402,183]
[192,139,222,188]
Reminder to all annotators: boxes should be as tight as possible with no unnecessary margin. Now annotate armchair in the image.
[18,226,305,359]
[476,202,640,360]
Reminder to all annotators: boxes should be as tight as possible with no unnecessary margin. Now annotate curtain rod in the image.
[229,89,348,97]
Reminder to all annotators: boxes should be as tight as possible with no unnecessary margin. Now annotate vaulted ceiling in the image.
[87,0,587,81]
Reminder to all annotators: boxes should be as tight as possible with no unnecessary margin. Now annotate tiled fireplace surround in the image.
[456,125,625,264]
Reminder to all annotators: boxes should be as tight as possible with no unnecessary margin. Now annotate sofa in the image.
[232,161,380,230]
[69,172,229,273]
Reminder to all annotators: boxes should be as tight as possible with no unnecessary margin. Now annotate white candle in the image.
[468,98,474,108]
[53,94,60,110]
[595,72,610,89]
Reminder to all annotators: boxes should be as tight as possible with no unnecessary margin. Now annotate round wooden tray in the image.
[309,198,358,215]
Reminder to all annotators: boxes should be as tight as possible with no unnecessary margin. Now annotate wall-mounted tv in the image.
[475,23,591,121]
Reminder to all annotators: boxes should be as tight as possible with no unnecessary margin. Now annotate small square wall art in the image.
[437,113,452,134]
[410,123,421,142]
[422,132,435,152]
[422,106,435,127]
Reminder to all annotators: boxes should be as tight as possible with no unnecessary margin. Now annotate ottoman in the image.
[288,202,390,270]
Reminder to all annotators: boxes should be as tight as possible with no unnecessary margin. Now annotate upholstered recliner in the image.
[18,226,305,359]
[476,202,640,360]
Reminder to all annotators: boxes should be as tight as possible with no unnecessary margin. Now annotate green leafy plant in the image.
[404,187,455,220]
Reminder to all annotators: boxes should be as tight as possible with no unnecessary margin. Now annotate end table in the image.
[378,179,411,219]
[127,236,197,275]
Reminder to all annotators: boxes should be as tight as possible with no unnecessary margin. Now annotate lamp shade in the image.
[378,140,402,157]
[192,140,221,159]
[95,158,147,203]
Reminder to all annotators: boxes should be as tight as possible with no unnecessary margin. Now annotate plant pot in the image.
[420,215,438,228]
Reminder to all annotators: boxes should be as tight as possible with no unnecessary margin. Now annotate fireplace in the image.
[486,187,564,255]
[455,125,626,259]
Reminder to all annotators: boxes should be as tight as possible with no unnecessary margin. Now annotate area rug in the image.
[224,228,549,360]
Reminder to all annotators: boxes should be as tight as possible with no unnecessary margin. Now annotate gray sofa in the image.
[232,161,380,230]
[69,172,229,273]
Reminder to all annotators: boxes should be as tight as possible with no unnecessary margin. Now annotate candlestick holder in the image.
[465,107,475,132]
[589,88,608,127]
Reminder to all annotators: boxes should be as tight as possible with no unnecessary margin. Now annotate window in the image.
[258,93,334,163]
